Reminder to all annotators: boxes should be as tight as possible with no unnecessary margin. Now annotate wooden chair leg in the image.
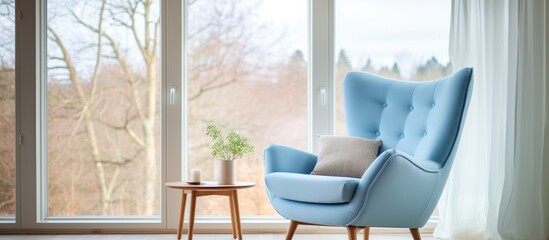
[346,226,357,240]
[362,226,370,240]
[285,220,299,240]
[410,228,421,240]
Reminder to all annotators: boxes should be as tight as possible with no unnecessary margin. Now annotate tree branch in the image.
[89,0,107,98]
[102,33,146,120]
[0,198,14,210]
[188,78,236,101]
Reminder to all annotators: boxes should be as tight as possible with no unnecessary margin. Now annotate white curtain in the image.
[435,0,548,239]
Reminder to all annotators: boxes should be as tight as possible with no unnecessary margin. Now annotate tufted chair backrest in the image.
[343,68,473,165]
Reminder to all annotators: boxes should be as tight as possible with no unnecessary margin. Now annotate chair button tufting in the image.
[382,103,387,108]
[400,134,404,138]
[431,103,436,107]
[409,106,414,111]
[423,132,427,136]
[376,132,380,136]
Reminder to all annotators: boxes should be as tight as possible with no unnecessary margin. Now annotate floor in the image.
[0,234,434,240]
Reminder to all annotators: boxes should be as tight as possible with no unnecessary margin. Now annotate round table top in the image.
[165,181,255,191]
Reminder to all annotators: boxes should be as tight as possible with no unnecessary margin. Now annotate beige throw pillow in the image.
[311,136,381,178]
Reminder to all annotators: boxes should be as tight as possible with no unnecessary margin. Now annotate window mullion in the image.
[310,0,335,153]
[18,0,38,230]
[165,0,184,229]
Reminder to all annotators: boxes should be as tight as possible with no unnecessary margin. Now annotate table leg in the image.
[229,194,237,239]
[188,190,197,240]
[177,191,188,240]
[232,190,243,240]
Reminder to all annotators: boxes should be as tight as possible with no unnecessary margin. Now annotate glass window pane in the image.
[335,0,451,216]
[0,0,16,218]
[46,0,161,217]
[335,0,452,135]
[187,0,308,216]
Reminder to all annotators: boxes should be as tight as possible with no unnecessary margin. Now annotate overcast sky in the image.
[41,0,451,79]
[259,0,451,77]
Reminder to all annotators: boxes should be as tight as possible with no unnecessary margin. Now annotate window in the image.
[186,0,308,217]
[44,0,161,218]
[0,0,16,220]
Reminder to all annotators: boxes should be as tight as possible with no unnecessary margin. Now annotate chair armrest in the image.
[387,150,442,172]
[264,144,317,175]
[349,149,444,227]
[358,149,441,187]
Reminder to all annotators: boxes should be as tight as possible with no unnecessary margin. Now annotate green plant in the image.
[205,123,255,161]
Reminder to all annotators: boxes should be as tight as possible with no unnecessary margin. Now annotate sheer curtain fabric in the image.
[435,0,548,239]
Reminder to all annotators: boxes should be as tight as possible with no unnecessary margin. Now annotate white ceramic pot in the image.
[216,159,235,185]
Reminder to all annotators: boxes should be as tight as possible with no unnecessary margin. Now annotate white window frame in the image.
[14,0,182,230]
[310,0,335,152]
[0,0,20,228]
[1,0,441,233]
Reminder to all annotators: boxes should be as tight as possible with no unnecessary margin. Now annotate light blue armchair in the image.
[264,68,473,240]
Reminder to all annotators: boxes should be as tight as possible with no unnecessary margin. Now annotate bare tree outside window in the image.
[186,0,308,216]
[44,0,309,217]
[46,0,161,216]
[0,0,16,217]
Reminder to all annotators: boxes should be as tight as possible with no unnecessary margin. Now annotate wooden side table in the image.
[166,181,256,240]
